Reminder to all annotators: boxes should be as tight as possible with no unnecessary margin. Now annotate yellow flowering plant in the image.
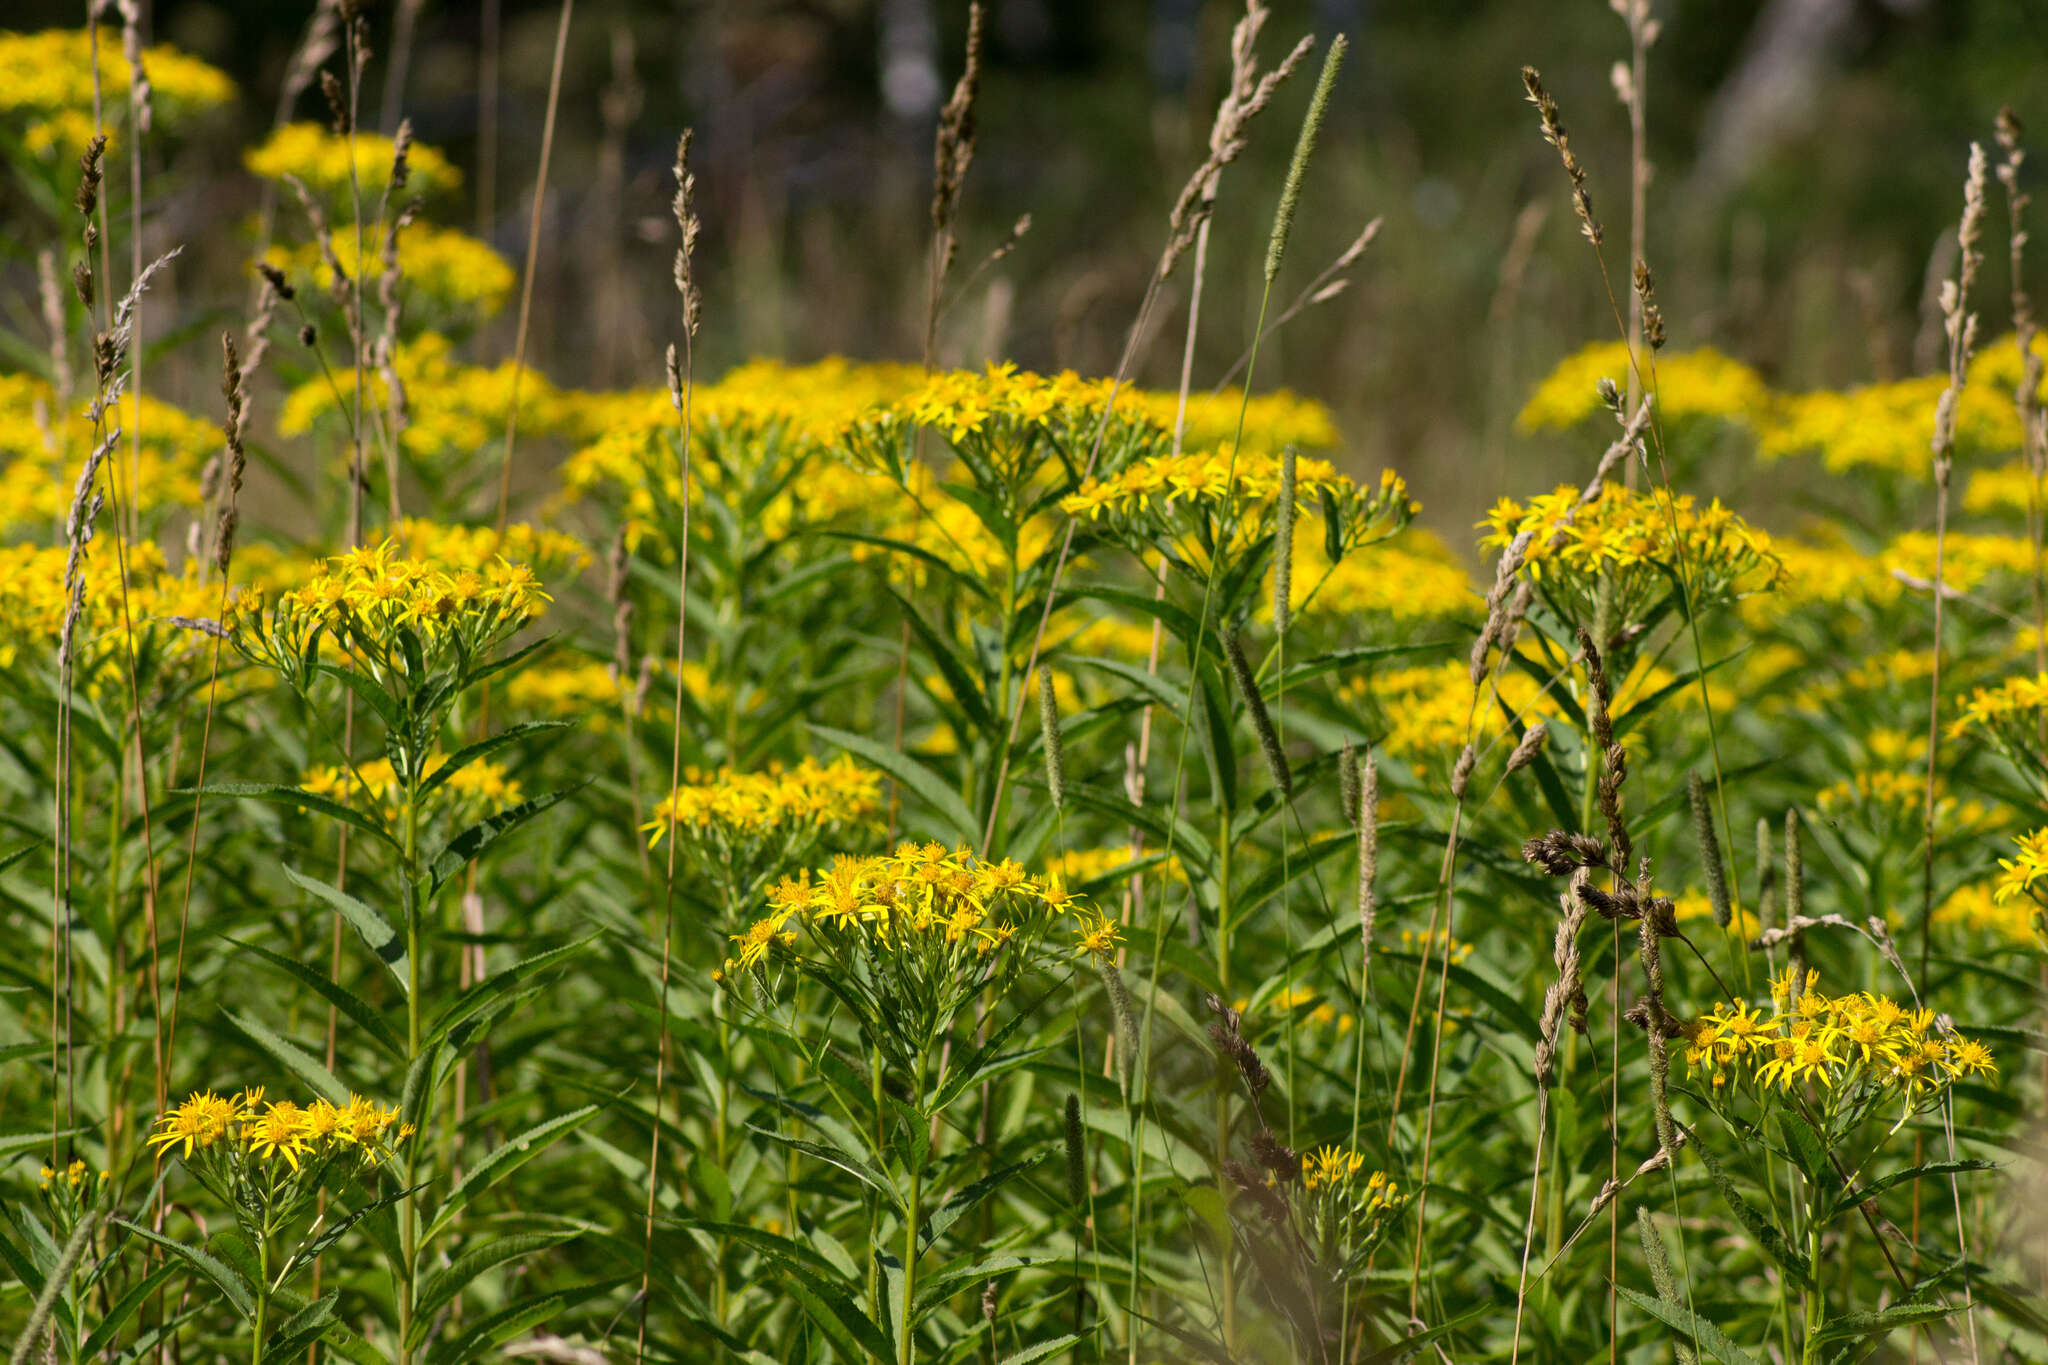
[644,755,883,912]
[0,26,233,165]
[705,843,1101,1365]
[125,1089,411,1365]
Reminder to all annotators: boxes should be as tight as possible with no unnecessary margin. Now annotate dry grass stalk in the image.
[1919,143,1988,985]
[640,125,700,1365]
[1161,3,1313,281]
[1521,66,1601,246]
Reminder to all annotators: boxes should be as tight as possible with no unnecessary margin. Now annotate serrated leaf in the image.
[110,1220,255,1319]
[418,721,569,796]
[422,1105,602,1246]
[1616,1285,1763,1365]
[186,783,394,849]
[429,785,586,891]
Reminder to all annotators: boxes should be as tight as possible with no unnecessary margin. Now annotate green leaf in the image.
[80,1262,180,1358]
[224,1009,349,1103]
[262,1293,338,1364]
[423,1278,624,1365]
[1615,1285,1763,1365]
[281,864,408,994]
[421,1104,603,1246]
[998,1336,1082,1365]
[309,662,405,736]
[425,935,596,1049]
[185,783,395,849]
[428,784,586,891]
[1810,1301,1957,1344]
[1692,1133,1813,1288]
[746,1125,902,1212]
[887,585,996,738]
[410,1230,582,1346]
[418,721,570,796]
[1351,1307,1487,1364]
[230,938,403,1058]
[922,1158,1034,1250]
[809,724,979,845]
[774,1256,895,1363]
[1824,1160,1998,1226]
[110,1220,256,1319]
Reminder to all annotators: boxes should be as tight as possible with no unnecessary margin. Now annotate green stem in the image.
[899,1052,930,1365]
[1214,818,1236,1351]
[251,1234,270,1365]
[397,784,423,1365]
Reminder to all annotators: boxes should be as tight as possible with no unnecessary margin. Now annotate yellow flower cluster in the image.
[262,223,516,319]
[0,540,222,687]
[645,755,881,847]
[1293,526,1475,624]
[1788,649,1935,714]
[1516,342,1773,433]
[558,358,925,550]
[737,843,1090,980]
[1741,534,1898,627]
[1758,370,2024,477]
[1480,481,1783,623]
[232,536,552,673]
[390,517,589,578]
[1126,386,1340,453]
[1935,883,2044,947]
[1301,1146,1400,1212]
[0,374,221,533]
[1815,770,1992,834]
[885,363,1118,446]
[1685,970,1994,1100]
[1877,531,2034,595]
[280,333,583,473]
[1672,889,1762,940]
[0,27,233,159]
[1350,661,1553,761]
[1950,674,2048,742]
[1232,986,1356,1036]
[147,1088,409,1169]
[302,753,523,820]
[245,122,459,201]
[1063,450,1415,580]
[1962,461,2047,516]
[1050,844,1185,889]
[1062,448,1356,521]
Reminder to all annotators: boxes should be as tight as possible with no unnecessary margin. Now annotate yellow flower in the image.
[1074,911,1123,961]
[145,1090,242,1159]
[246,122,459,201]
[644,756,882,847]
[1995,827,2048,904]
[1480,481,1782,625]
[262,223,515,319]
[1517,341,1772,433]
[0,28,233,160]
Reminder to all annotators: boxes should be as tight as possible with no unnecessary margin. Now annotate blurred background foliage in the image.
[5,0,2046,535]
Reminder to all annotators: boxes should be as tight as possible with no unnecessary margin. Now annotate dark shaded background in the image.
[9,0,2048,533]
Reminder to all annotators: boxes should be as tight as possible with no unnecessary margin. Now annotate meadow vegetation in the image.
[2,3,2046,1363]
